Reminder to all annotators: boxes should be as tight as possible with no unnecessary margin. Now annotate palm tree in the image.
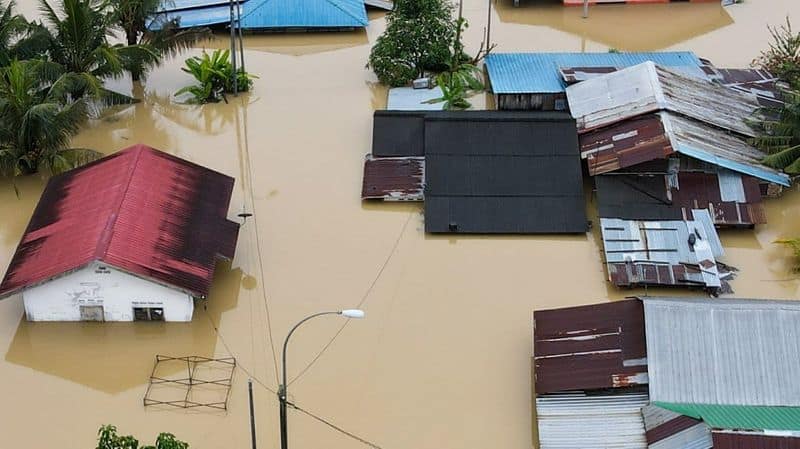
[38,0,159,83]
[0,60,102,176]
[0,0,50,66]
[110,0,211,81]
[751,90,800,174]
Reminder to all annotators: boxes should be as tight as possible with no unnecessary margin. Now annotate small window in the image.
[133,307,164,321]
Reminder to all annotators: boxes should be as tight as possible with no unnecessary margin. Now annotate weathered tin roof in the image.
[642,297,800,407]
[361,155,424,201]
[0,144,239,299]
[655,403,800,433]
[600,210,726,290]
[713,431,800,448]
[386,87,445,111]
[423,112,587,234]
[536,391,649,449]
[596,170,767,227]
[152,0,367,29]
[705,65,786,108]
[533,299,647,394]
[642,404,712,449]
[485,52,706,95]
[579,112,790,186]
[567,62,760,136]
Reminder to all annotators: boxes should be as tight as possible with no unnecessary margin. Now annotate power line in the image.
[289,211,414,386]
[287,401,383,449]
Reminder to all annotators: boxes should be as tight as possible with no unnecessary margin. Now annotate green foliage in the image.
[428,63,483,110]
[750,90,800,173]
[109,0,211,81]
[0,59,101,176]
[368,0,457,87]
[175,49,256,104]
[0,1,50,67]
[775,238,800,271]
[97,425,189,449]
[754,17,800,87]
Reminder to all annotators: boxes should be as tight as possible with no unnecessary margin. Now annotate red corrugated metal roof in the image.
[713,432,800,449]
[0,144,239,299]
[533,299,647,394]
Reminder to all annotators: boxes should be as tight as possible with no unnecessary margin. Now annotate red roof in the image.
[0,144,239,298]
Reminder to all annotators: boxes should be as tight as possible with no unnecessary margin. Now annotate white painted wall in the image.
[22,261,195,322]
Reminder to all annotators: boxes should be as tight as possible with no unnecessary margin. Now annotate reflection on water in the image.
[1,1,800,449]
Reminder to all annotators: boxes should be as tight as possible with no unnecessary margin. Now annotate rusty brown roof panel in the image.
[361,155,424,201]
[581,114,674,176]
[712,432,800,449]
[643,404,709,446]
[532,299,647,394]
[672,172,766,226]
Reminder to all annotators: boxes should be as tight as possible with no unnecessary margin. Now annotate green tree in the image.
[0,59,101,176]
[751,90,800,174]
[97,425,189,449]
[38,0,158,82]
[176,49,255,104]
[109,0,211,82]
[754,17,800,87]
[0,0,50,66]
[367,0,457,87]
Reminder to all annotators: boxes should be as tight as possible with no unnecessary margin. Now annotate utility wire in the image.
[289,211,414,386]
[204,310,385,449]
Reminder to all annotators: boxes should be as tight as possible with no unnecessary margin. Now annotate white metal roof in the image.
[642,297,800,407]
[536,391,649,449]
[567,61,760,136]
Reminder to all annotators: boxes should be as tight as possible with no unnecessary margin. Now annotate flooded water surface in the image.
[2,0,800,448]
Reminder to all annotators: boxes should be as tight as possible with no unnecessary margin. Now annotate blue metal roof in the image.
[240,0,367,29]
[676,143,791,187]
[150,0,366,29]
[485,52,707,94]
[157,0,249,13]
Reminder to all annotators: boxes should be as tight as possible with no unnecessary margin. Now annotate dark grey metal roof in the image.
[596,175,681,221]
[422,112,587,234]
[371,111,425,157]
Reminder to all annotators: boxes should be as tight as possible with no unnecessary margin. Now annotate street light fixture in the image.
[279,309,365,449]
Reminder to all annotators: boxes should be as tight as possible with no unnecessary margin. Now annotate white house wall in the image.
[22,262,194,322]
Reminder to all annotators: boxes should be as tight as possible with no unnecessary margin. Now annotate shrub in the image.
[176,49,256,104]
[368,0,457,87]
[754,17,800,87]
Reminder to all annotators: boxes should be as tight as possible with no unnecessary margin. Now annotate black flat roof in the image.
[419,111,587,234]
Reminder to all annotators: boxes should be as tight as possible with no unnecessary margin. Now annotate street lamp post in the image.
[279,309,366,449]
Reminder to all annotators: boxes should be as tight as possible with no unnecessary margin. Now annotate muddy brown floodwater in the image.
[2,0,800,448]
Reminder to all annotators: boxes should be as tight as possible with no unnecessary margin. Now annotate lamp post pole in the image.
[279,309,365,449]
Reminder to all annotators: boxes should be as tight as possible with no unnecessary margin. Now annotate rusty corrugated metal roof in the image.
[712,432,800,448]
[642,404,712,449]
[579,112,790,186]
[361,155,424,201]
[533,299,647,394]
[0,144,239,299]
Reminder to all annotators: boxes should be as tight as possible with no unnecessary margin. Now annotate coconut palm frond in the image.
[142,23,212,58]
[43,147,102,174]
[762,144,800,170]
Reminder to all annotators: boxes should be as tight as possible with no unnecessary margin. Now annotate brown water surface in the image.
[2,1,800,448]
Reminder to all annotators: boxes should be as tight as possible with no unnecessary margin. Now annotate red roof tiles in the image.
[0,144,239,298]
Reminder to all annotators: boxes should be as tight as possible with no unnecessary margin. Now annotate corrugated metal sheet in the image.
[600,212,727,290]
[671,171,766,226]
[361,155,424,201]
[536,391,649,449]
[705,66,786,108]
[364,0,393,9]
[0,144,239,299]
[596,174,684,221]
[533,300,647,394]
[240,0,367,28]
[655,403,800,432]
[423,112,587,234]
[713,431,800,448]
[372,111,425,157]
[567,62,760,137]
[484,52,706,94]
[642,297,800,407]
[386,87,445,111]
[560,66,618,84]
[579,112,790,186]
[157,0,249,12]
[152,0,367,29]
[642,404,712,449]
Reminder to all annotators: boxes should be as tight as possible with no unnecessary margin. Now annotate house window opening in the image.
[134,307,164,321]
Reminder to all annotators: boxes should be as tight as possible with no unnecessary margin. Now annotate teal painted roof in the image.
[655,402,800,432]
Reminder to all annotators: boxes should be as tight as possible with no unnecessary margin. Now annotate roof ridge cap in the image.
[93,146,146,261]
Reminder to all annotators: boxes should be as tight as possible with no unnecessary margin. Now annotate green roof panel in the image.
[654,402,800,432]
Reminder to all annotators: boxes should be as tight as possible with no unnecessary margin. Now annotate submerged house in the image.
[483,52,706,111]
[0,144,239,322]
[362,110,588,234]
[567,62,790,229]
[532,296,800,449]
[151,0,373,31]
